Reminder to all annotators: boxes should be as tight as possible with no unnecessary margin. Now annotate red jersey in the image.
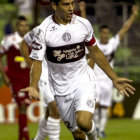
[1,32,30,93]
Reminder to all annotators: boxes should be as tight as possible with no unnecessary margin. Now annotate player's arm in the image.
[30,60,42,89]
[21,60,42,100]
[87,45,135,97]
[0,50,11,86]
[79,1,86,18]
[20,27,45,100]
[87,45,118,80]
[118,5,138,40]
[86,53,95,68]
[20,39,33,68]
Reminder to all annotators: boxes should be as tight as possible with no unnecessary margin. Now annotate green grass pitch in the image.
[0,119,140,140]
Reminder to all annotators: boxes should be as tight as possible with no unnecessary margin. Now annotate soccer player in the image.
[0,16,30,140]
[20,27,61,140]
[21,0,135,140]
[79,4,138,138]
[90,5,138,138]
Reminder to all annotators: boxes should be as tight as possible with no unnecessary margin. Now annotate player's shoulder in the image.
[73,14,91,27]
[1,32,17,49]
[4,33,15,40]
[38,15,54,31]
[28,26,38,36]
[2,32,17,45]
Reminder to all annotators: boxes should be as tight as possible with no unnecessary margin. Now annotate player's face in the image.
[100,28,110,44]
[17,21,29,37]
[53,0,76,24]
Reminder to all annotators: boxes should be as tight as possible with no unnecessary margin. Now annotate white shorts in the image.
[54,78,96,132]
[95,79,113,107]
[39,79,54,107]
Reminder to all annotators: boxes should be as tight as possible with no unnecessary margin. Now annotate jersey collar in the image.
[52,14,74,25]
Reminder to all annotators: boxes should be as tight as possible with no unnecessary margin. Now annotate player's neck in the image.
[53,14,70,25]
[17,32,24,37]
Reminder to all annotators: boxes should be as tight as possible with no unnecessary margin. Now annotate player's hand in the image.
[20,86,40,100]
[132,5,138,16]
[113,78,135,97]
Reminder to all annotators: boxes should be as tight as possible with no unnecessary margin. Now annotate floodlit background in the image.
[0,0,140,140]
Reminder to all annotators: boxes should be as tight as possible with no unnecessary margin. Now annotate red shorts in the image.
[10,79,30,106]
[13,91,30,106]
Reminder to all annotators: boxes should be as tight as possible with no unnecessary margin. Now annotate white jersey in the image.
[94,35,120,81]
[1,32,22,51]
[24,28,48,82]
[30,14,96,96]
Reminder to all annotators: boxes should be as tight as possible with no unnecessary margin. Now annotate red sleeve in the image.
[85,37,96,46]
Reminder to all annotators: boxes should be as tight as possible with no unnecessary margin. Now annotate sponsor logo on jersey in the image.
[46,42,85,63]
[62,33,71,42]
[31,40,42,50]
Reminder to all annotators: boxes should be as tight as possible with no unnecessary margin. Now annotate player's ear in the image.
[51,2,57,11]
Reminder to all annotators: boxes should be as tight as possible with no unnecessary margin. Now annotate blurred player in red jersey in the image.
[0,16,30,140]
[21,27,61,140]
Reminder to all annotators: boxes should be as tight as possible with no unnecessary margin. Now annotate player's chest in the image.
[46,24,87,47]
[6,42,20,53]
[7,35,21,51]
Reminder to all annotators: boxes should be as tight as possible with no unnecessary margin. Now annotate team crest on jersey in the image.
[87,99,94,108]
[62,33,71,42]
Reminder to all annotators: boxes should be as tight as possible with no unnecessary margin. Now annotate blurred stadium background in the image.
[0,0,140,139]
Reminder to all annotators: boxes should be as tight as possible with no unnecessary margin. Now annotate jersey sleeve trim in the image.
[29,55,43,61]
[85,37,96,46]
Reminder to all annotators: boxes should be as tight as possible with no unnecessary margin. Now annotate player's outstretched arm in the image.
[118,5,138,40]
[20,39,33,69]
[87,45,135,96]
[113,78,135,97]
[79,1,86,18]
[20,60,42,100]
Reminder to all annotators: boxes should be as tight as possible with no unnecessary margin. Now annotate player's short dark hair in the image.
[50,0,60,5]
[16,15,27,25]
[99,25,109,32]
